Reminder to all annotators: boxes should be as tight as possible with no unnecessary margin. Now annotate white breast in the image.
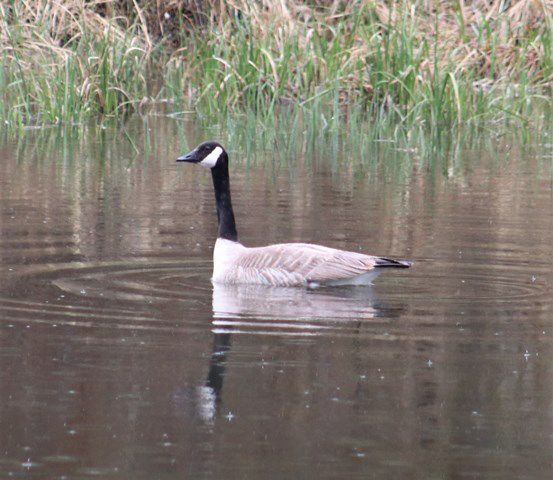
[212,238,246,283]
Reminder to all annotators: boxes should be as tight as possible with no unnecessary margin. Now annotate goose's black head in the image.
[177,141,227,170]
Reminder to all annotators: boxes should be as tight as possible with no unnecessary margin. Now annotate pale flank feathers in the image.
[213,239,394,287]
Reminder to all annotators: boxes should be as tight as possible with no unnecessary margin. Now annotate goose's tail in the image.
[374,257,412,268]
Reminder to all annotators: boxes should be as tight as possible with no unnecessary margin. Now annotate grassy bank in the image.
[1,1,551,130]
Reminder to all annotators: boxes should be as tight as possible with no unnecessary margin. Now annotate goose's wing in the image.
[303,249,378,283]
[236,243,378,285]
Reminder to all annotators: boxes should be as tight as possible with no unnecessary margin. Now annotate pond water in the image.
[0,116,552,479]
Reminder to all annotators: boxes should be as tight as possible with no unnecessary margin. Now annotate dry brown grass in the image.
[210,0,552,83]
[3,1,550,79]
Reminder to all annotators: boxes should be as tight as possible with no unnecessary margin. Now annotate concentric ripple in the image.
[50,259,212,302]
[0,258,213,333]
[377,260,552,310]
[0,255,551,339]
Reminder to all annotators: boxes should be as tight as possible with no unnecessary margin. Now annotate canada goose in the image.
[177,141,411,287]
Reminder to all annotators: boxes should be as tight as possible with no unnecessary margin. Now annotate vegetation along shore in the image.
[1,1,551,130]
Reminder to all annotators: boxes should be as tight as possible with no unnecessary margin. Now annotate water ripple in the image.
[1,256,550,339]
[0,258,212,333]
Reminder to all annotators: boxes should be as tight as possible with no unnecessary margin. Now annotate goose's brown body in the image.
[213,239,407,287]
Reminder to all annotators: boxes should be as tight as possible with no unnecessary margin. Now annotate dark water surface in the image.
[1,118,552,479]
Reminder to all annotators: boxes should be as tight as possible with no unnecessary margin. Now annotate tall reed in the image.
[1,1,151,127]
[1,1,551,130]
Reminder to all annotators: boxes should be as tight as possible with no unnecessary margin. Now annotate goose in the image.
[177,141,411,287]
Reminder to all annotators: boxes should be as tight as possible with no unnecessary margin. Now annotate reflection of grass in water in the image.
[205,101,551,171]
[0,1,551,130]
[8,105,550,188]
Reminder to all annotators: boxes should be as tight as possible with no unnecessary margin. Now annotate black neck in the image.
[211,155,238,241]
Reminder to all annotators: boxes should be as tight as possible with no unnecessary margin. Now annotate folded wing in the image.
[234,243,379,286]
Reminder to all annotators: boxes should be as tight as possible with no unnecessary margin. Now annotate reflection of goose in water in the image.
[195,283,405,423]
[195,332,231,424]
[177,141,410,287]
[211,282,404,323]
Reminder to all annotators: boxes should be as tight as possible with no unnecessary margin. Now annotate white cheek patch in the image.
[200,146,223,168]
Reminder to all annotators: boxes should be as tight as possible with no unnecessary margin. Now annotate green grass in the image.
[1,3,151,128]
[169,0,551,130]
[0,1,551,132]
